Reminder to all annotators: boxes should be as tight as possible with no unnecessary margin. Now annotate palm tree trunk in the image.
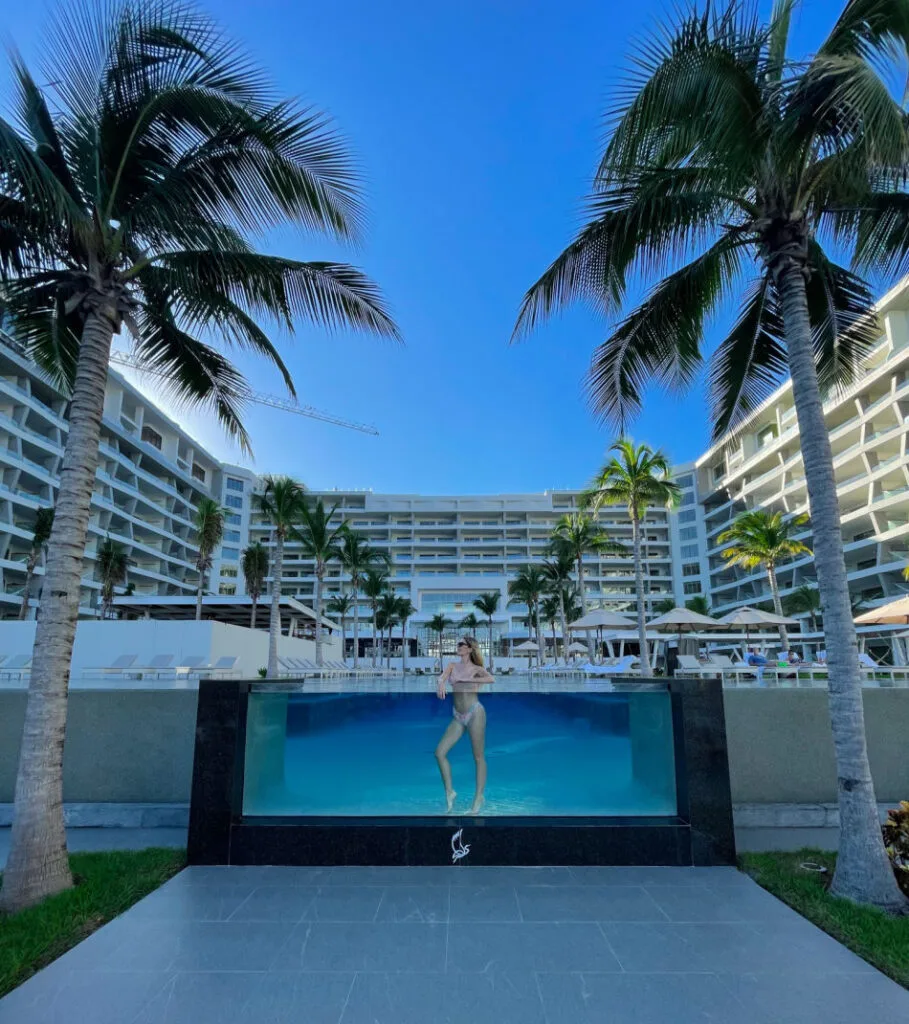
[402,618,408,674]
[314,564,325,666]
[534,602,544,666]
[250,594,258,630]
[632,511,652,674]
[558,589,568,663]
[577,555,592,661]
[340,616,346,663]
[268,531,284,679]
[0,309,115,913]
[18,550,39,620]
[352,581,360,669]
[767,564,789,650]
[195,563,205,621]
[487,615,494,670]
[778,261,905,911]
[372,609,378,668]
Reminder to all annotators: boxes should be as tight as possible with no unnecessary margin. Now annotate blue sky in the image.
[5,1,849,492]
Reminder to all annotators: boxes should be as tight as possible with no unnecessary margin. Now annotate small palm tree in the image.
[361,569,389,668]
[396,597,416,673]
[509,565,547,666]
[540,594,561,661]
[326,593,354,662]
[583,440,680,674]
[296,499,349,666]
[192,498,225,621]
[339,534,390,669]
[241,542,269,630]
[684,595,712,617]
[96,537,129,620]
[785,584,823,634]
[18,507,54,620]
[719,510,810,650]
[377,591,399,668]
[0,0,399,912]
[542,551,575,661]
[428,613,452,672]
[460,612,480,636]
[653,597,676,616]
[513,0,909,911]
[257,476,307,678]
[550,511,625,658]
[473,592,500,669]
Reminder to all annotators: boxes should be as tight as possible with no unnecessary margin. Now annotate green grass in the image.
[0,847,185,997]
[741,850,909,989]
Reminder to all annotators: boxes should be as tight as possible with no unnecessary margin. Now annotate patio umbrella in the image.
[569,609,635,664]
[567,641,588,653]
[717,606,797,651]
[514,639,539,669]
[646,607,720,648]
[855,596,909,625]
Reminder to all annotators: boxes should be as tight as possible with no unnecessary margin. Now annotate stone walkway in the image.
[2,865,907,1023]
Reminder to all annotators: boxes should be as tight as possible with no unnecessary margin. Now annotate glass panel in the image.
[243,682,677,818]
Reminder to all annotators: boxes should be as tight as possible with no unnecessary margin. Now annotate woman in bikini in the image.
[435,636,494,814]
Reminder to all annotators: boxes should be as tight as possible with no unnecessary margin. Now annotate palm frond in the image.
[852,190,909,277]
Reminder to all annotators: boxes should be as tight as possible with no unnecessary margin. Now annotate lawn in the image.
[0,847,185,997]
[741,850,909,989]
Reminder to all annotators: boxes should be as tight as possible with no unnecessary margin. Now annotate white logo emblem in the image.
[451,828,470,864]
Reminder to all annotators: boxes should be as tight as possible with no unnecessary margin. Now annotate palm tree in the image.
[296,498,349,666]
[18,507,54,620]
[719,510,810,650]
[542,552,574,661]
[361,569,389,668]
[540,594,561,661]
[0,1,398,912]
[241,542,269,630]
[509,565,547,666]
[339,534,389,669]
[192,498,225,621]
[96,537,129,620]
[473,592,500,669]
[513,0,909,910]
[684,595,712,617]
[459,612,480,637]
[378,591,399,668]
[257,476,307,679]
[396,597,416,674]
[785,584,823,634]
[326,593,353,662]
[583,440,680,674]
[428,613,452,672]
[654,597,676,616]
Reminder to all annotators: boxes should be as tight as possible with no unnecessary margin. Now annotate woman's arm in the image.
[436,661,453,699]
[472,666,495,684]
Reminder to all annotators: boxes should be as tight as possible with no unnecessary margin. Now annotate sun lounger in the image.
[0,654,31,680]
[198,656,240,678]
[82,654,138,678]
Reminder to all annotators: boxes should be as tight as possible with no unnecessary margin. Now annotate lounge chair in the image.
[82,654,138,678]
[175,655,207,675]
[0,654,31,681]
[675,654,709,678]
[199,656,239,678]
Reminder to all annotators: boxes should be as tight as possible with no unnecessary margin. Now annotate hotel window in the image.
[679,492,695,506]
[219,583,237,595]
[681,544,699,559]
[225,495,243,510]
[682,563,700,577]
[679,526,698,541]
[676,474,694,489]
[140,425,162,450]
[683,581,702,595]
[226,477,244,492]
[221,567,238,578]
[712,464,725,483]
[757,425,777,448]
[223,529,241,544]
[221,546,239,561]
[678,508,697,523]
[226,513,241,526]
[191,463,206,482]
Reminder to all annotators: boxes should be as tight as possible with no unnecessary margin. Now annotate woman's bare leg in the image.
[435,719,464,812]
[467,705,487,814]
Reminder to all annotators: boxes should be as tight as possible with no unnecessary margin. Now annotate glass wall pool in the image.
[242,682,678,818]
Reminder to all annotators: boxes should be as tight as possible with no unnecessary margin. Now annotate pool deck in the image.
[2,864,907,1023]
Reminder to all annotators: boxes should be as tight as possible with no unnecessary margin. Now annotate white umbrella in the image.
[647,607,720,650]
[514,639,539,669]
[855,596,909,625]
[717,606,797,650]
[569,609,635,630]
[567,641,589,653]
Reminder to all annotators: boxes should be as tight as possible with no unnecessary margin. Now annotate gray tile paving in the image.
[1,864,907,1023]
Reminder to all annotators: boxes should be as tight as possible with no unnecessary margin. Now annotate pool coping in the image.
[187,677,735,868]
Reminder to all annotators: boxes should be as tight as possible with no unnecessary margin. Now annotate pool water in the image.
[243,688,678,818]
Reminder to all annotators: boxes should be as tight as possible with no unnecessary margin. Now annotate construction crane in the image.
[108,350,378,436]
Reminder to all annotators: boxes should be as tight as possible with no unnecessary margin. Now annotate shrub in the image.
[882,801,909,898]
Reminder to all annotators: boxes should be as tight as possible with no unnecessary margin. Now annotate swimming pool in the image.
[242,680,678,819]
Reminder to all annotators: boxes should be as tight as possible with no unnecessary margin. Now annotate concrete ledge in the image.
[0,803,189,829]
[733,802,893,829]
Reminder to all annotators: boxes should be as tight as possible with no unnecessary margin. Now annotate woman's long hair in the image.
[461,636,484,667]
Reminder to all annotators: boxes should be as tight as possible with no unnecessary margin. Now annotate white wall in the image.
[0,621,339,681]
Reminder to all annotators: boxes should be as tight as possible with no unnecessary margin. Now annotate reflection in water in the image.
[243,687,678,819]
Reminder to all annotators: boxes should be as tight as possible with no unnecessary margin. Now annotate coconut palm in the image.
[296,498,349,666]
[719,510,810,649]
[540,594,562,661]
[96,537,129,620]
[428,613,452,672]
[472,592,500,669]
[192,498,225,621]
[459,612,480,637]
[257,476,307,678]
[377,591,399,668]
[583,441,680,674]
[326,593,353,662]
[361,569,389,668]
[513,0,909,909]
[18,507,54,620]
[509,565,547,666]
[684,595,712,617]
[550,511,625,658]
[0,1,399,912]
[784,583,823,634]
[542,551,575,661]
[241,542,269,629]
[396,597,416,674]
[339,534,389,669]
[654,597,676,616]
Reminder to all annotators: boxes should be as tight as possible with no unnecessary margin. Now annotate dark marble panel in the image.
[669,677,736,866]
